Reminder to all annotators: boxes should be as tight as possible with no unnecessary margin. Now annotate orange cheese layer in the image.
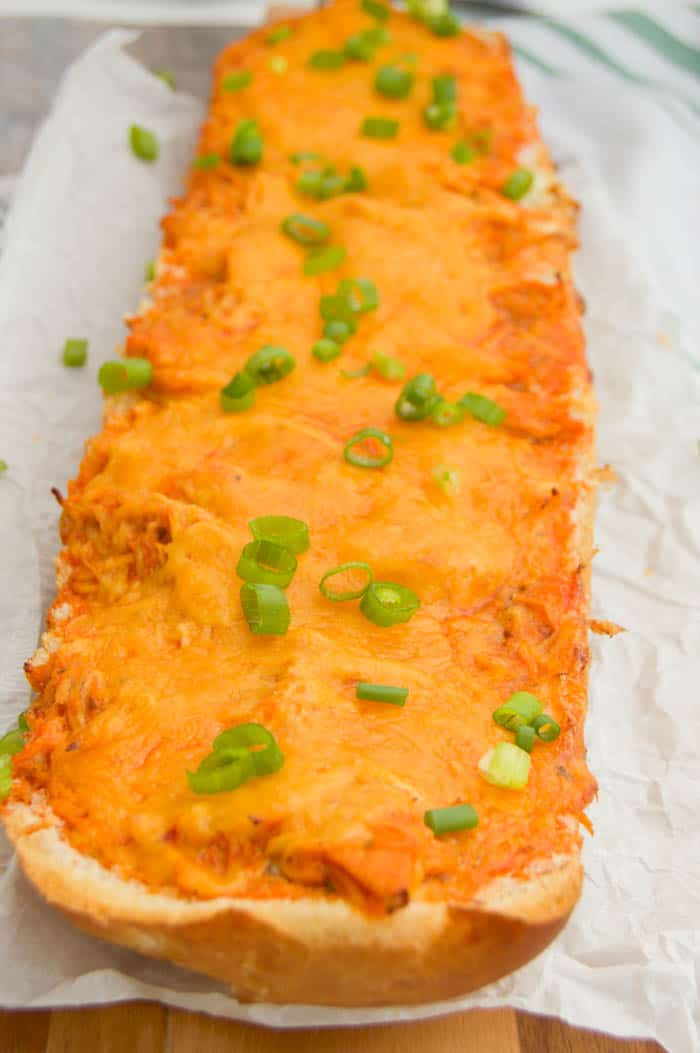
[12,0,596,914]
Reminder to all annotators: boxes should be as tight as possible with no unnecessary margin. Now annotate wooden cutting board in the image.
[0,1005,664,1051]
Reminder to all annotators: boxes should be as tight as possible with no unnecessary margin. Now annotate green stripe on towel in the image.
[607,11,700,79]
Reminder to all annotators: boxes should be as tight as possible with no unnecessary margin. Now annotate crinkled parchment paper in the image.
[0,29,698,1051]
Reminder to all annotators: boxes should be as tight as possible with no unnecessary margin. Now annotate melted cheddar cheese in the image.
[12,0,596,915]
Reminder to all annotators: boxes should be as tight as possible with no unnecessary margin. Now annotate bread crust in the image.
[5,799,581,1005]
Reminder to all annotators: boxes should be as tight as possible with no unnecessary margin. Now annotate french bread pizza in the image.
[1,0,597,1005]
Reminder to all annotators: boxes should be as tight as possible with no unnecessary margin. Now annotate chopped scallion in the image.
[319,561,373,601]
[309,50,345,70]
[492,692,543,731]
[459,391,506,427]
[98,358,153,394]
[361,116,399,139]
[303,244,347,276]
[245,345,296,385]
[356,682,408,705]
[249,515,310,554]
[343,427,393,468]
[237,539,297,588]
[478,741,531,790]
[375,64,414,99]
[220,371,256,412]
[62,338,88,368]
[372,351,405,381]
[281,213,330,246]
[129,124,159,162]
[424,803,478,835]
[312,338,342,362]
[240,582,290,635]
[502,167,534,201]
[230,119,264,165]
[266,24,293,45]
[193,152,221,170]
[222,70,252,92]
[360,581,420,626]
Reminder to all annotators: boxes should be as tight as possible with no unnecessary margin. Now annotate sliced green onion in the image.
[220,371,256,412]
[297,169,324,196]
[62,338,88,368]
[0,729,24,757]
[312,338,342,362]
[459,391,506,427]
[451,140,475,165]
[361,116,399,140]
[395,373,439,421]
[493,691,543,731]
[320,293,355,325]
[269,56,288,74]
[281,213,330,246]
[188,747,255,795]
[193,152,221,170]
[344,33,378,61]
[266,24,292,45]
[502,168,534,201]
[155,69,176,90]
[362,0,390,19]
[515,725,536,753]
[249,515,310,554]
[356,683,408,706]
[245,345,296,385]
[532,714,561,742]
[432,74,457,103]
[341,364,372,379]
[319,561,373,601]
[237,539,297,588]
[361,582,420,627]
[372,351,405,382]
[309,50,345,70]
[98,358,152,394]
[223,70,252,92]
[375,65,414,99]
[214,722,284,776]
[291,150,324,164]
[424,101,457,131]
[345,166,367,192]
[425,11,460,36]
[323,320,355,344]
[144,260,156,281]
[337,278,379,314]
[343,427,393,469]
[363,25,390,46]
[230,119,264,165]
[303,245,347,276]
[18,713,29,733]
[317,171,346,200]
[240,582,290,635]
[0,754,11,802]
[430,399,465,427]
[424,804,478,835]
[478,742,531,790]
[129,124,159,162]
[432,464,461,496]
[0,460,7,475]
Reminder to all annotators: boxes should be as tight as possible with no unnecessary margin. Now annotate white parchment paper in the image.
[0,29,698,1051]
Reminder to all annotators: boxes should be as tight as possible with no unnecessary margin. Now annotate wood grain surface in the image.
[0,14,666,1053]
[0,1005,665,1052]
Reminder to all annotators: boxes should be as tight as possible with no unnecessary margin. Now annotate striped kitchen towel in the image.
[467,5,700,132]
